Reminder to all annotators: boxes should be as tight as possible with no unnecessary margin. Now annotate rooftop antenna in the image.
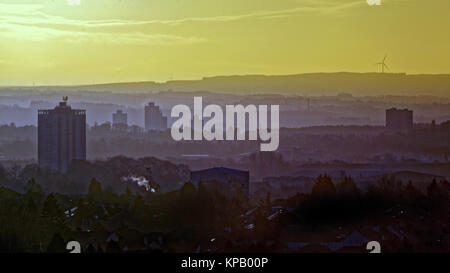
[375,54,389,73]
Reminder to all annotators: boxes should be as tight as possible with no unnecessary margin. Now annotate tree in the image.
[46,233,66,253]
[24,178,43,195]
[311,174,336,199]
[103,186,119,204]
[180,182,196,200]
[427,179,443,201]
[145,167,160,193]
[120,186,134,205]
[133,194,146,214]
[266,192,271,207]
[42,193,62,222]
[404,181,423,202]
[88,178,102,196]
[337,176,360,197]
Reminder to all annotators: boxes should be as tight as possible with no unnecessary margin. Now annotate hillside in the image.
[2,72,450,97]
[73,72,450,97]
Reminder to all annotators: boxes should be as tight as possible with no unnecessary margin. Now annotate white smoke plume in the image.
[121,176,156,192]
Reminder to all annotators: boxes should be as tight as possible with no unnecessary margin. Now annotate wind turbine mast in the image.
[376,54,389,73]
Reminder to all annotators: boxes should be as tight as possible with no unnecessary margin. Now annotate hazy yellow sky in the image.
[1,0,450,85]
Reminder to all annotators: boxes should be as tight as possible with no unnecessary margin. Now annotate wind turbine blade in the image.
[383,54,388,62]
[384,64,390,71]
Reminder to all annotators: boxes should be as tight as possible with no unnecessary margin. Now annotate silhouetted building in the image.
[386,108,413,131]
[38,97,86,172]
[190,167,250,197]
[145,102,167,131]
[112,109,127,127]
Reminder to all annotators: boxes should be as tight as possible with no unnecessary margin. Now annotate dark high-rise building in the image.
[145,102,167,131]
[38,97,86,173]
[386,108,413,132]
[112,109,128,127]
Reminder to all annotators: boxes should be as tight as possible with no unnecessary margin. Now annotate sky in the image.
[0,0,450,86]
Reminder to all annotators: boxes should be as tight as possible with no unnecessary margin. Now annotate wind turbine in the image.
[376,54,389,73]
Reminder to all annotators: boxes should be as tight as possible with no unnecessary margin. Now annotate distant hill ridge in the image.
[8,72,450,97]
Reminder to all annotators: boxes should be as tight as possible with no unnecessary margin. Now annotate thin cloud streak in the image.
[0,1,365,44]
[1,1,366,30]
[0,3,206,44]
[0,23,206,45]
